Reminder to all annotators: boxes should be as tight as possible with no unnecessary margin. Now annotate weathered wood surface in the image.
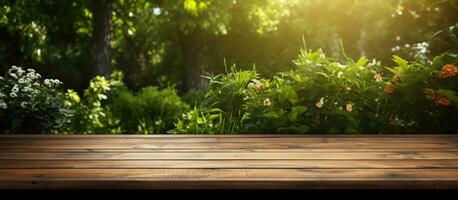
[0,135,457,189]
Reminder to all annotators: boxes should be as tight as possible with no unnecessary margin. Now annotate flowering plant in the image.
[0,66,72,133]
[381,53,458,133]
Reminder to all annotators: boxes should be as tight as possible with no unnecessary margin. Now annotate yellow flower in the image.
[315,97,324,108]
[255,83,265,91]
[374,73,383,82]
[439,64,458,78]
[346,103,353,112]
[263,98,272,107]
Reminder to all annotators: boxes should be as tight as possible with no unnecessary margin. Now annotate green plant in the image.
[380,53,458,133]
[240,49,386,134]
[64,72,124,134]
[109,86,190,134]
[175,66,259,133]
[0,66,72,133]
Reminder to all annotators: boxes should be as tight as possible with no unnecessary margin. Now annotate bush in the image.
[109,86,190,134]
[0,66,72,134]
[64,71,189,134]
[380,53,458,133]
[175,49,458,134]
[175,67,259,133]
[64,73,122,134]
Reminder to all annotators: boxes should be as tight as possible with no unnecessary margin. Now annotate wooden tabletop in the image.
[0,134,457,189]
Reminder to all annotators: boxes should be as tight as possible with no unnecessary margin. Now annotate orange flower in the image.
[384,86,395,94]
[439,64,458,78]
[346,103,353,112]
[436,95,452,106]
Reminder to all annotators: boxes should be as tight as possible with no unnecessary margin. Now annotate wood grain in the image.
[0,135,457,189]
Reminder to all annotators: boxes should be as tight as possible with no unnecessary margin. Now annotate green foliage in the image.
[109,86,190,134]
[64,70,189,134]
[380,53,458,133]
[0,66,72,133]
[176,48,458,134]
[64,72,123,134]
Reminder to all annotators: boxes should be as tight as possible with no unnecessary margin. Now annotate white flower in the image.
[263,98,272,107]
[18,78,25,84]
[0,101,7,109]
[11,85,19,93]
[10,73,17,79]
[20,102,28,108]
[27,68,35,73]
[10,92,17,98]
[315,97,325,108]
[17,68,25,76]
[22,86,32,93]
[0,76,3,80]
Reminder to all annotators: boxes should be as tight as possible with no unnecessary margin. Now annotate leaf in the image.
[392,55,408,69]
[437,89,458,102]
[285,86,299,104]
[315,72,329,78]
[289,106,308,122]
[356,56,368,66]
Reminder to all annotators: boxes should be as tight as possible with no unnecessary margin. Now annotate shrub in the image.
[0,66,72,133]
[241,49,385,134]
[64,71,124,134]
[65,71,189,134]
[174,67,259,133]
[380,53,458,133]
[175,49,458,134]
[109,86,190,134]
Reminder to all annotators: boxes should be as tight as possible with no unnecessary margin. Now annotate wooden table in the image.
[0,135,457,189]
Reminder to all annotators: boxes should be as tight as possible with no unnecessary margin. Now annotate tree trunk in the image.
[180,30,210,92]
[91,0,113,77]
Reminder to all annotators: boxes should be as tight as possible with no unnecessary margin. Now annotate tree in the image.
[91,0,113,77]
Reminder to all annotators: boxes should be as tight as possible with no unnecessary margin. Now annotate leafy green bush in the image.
[64,71,189,134]
[380,53,458,133]
[241,49,386,134]
[64,71,124,134]
[174,67,259,133]
[109,86,189,134]
[175,49,458,134]
[0,66,72,133]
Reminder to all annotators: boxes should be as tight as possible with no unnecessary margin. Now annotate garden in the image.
[1,0,458,134]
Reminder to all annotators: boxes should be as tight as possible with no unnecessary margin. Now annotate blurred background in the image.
[1,0,457,94]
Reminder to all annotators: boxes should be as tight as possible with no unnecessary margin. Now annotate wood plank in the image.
[1,160,457,169]
[0,135,457,189]
[1,152,457,160]
[3,148,458,153]
[1,134,457,138]
[1,179,457,189]
[1,142,456,149]
[1,137,457,143]
[1,168,458,180]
